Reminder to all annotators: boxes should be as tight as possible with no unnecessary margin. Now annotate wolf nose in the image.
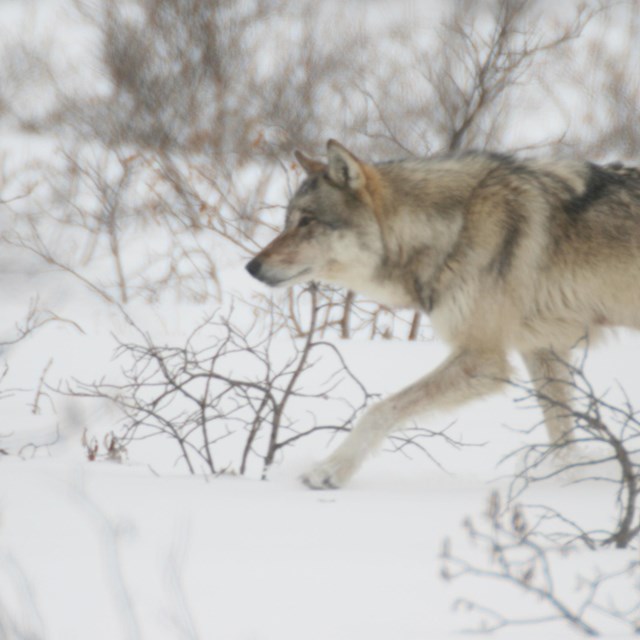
[245,258,262,278]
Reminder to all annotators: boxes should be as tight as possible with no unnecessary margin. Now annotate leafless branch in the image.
[503,346,640,549]
[56,291,375,477]
[441,491,639,636]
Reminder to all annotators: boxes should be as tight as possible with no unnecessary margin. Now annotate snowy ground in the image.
[1,1,639,639]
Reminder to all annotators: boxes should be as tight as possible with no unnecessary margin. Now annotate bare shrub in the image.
[441,492,639,636]
[2,143,284,305]
[61,288,461,477]
[70,0,369,159]
[3,146,142,305]
[505,346,640,549]
[0,297,83,348]
[62,288,374,477]
[352,0,600,156]
[283,285,428,341]
[0,299,80,457]
[0,39,57,132]
[441,348,640,635]
[84,0,262,153]
[27,0,610,160]
[567,2,640,160]
[82,429,127,463]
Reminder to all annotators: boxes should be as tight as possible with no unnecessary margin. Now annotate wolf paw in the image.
[301,456,357,490]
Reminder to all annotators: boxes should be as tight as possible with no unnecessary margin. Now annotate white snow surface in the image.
[0,2,639,639]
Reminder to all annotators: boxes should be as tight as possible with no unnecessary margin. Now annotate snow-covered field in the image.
[2,300,638,639]
[0,1,639,638]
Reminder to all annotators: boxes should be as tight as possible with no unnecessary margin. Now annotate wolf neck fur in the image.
[365,162,467,314]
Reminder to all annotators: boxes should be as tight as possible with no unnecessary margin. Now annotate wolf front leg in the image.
[301,349,512,489]
[522,348,574,446]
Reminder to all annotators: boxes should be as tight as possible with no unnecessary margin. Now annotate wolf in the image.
[245,139,640,489]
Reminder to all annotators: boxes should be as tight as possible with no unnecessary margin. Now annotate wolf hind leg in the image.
[301,348,512,489]
[522,348,574,446]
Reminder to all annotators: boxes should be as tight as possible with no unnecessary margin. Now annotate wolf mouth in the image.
[262,267,312,287]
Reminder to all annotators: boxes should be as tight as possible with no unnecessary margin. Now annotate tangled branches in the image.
[65,288,376,477]
[506,347,640,549]
[441,492,639,636]
[441,346,640,635]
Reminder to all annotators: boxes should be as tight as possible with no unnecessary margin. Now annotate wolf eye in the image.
[298,216,313,227]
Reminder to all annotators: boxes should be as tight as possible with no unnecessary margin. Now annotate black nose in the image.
[245,258,262,278]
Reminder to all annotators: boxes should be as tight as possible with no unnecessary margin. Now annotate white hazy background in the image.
[0,1,639,638]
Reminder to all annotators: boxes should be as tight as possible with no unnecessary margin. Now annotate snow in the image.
[0,458,461,640]
[0,1,638,639]
[1,302,637,638]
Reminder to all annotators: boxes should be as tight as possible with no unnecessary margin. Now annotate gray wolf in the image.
[246,139,640,489]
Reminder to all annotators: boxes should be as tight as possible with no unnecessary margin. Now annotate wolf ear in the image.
[294,150,325,175]
[326,139,366,191]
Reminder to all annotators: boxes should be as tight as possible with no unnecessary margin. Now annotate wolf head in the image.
[245,140,387,290]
